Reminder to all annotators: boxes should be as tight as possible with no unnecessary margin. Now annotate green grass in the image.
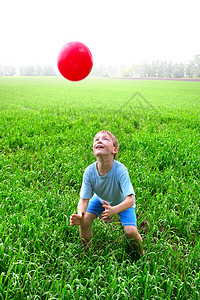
[0,77,199,299]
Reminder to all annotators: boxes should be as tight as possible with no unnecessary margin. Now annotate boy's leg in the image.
[80,196,104,249]
[124,225,144,255]
[118,207,145,255]
[79,212,96,248]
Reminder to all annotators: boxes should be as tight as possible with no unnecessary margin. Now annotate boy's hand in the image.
[102,200,116,219]
[70,212,84,226]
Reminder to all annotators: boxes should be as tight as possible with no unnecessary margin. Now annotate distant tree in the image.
[20,66,25,76]
[20,65,35,76]
[149,61,157,77]
[27,65,34,76]
[41,65,56,76]
[131,64,140,77]
[107,65,120,77]
[6,65,16,76]
[34,65,42,76]
[173,63,185,78]
[139,62,150,77]
[90,65,109,77]
[193,54,200,77]
[0,65,16,76]
[155,61,165,77]
[120,68,131,77]
[164,61,173,78]
[0,65,3,76]
[185,61,195,78]
[20,64,56,76]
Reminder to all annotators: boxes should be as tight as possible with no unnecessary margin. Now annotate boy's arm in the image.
[70,198,89,225]
[78,198,89,215]
[101,195,134,219]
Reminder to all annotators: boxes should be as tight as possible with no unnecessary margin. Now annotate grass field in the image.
[0,77,199,299]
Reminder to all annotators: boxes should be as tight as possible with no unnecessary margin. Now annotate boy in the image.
[70,130,144,255]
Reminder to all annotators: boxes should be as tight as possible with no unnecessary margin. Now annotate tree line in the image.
[0,54,199,78]
[0,64,56,76]
[91,54,200,78]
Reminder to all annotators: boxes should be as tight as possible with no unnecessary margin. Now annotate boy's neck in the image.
[96,156,114,176]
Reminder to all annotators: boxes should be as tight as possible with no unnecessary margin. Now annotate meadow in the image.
[0,77,199,299]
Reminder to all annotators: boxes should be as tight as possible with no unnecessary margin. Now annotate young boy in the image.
[70,130,144,255]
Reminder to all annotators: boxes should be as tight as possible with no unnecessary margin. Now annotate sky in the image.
[1,0,199,69]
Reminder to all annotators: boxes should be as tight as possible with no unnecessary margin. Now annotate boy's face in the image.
[93,132,118,158]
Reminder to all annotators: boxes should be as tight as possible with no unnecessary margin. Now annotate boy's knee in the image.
[124,225,138,239]
[80,219,90,230]
[80,213,95,229]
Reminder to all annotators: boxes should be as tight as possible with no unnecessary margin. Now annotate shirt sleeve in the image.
[80,169,93,199]
[119,170,135,199]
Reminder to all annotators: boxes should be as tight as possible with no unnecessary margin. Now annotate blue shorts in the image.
[86,195,137,227]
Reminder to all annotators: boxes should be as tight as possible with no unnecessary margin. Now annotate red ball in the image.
[57,41,93,81]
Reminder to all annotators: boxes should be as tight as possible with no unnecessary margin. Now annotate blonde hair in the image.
[94,130,119,159]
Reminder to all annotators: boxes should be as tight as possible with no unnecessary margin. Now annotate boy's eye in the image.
[94,136,109,142]
[103,136,110,141]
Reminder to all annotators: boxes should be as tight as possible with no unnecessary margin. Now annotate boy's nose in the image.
[97,140,103,145]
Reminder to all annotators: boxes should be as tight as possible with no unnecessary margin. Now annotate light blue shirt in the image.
[80,160,135,208]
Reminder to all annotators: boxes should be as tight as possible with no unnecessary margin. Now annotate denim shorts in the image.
[86,195,137,227]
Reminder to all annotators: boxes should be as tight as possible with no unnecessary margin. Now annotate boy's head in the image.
[93,130,119,159]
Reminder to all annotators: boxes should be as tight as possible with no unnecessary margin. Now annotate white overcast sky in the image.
[0,0,199,68]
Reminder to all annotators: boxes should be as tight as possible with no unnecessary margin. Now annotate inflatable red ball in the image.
[57,41,93,81]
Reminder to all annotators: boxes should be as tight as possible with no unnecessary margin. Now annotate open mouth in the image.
[96,145,104,149]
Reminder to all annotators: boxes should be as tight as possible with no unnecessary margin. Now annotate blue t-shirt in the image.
[80,160,135,208]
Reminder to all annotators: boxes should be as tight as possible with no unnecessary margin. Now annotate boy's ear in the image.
[113,147,118,155]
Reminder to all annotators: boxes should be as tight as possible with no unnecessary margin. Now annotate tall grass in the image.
[0,77,199,299]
